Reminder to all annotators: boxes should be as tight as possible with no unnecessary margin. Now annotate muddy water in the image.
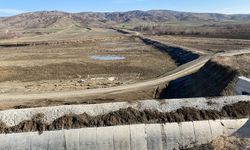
[90,55,126,60]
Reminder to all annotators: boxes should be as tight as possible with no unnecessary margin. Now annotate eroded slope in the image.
[159,54,250,99]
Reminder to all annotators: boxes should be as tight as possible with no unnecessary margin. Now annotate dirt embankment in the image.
[158,57,240,99]
[140,37,200,65]
[0,101,249,134]
[185,136,250,150]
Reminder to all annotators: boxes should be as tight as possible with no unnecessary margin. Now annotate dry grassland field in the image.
[0,10,250,109]
[0,7,250,150]
[0,28,176,94]
[214,54,250,78]
[149,35,250,53]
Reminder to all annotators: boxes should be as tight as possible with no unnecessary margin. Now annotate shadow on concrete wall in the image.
[233,118,250,138]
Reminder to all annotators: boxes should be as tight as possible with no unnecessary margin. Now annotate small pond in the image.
[90,55,126,60]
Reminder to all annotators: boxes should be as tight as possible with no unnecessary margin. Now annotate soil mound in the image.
[0,101,249,134]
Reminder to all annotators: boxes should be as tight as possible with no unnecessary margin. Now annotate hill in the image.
[1,10,250,39]
[1,10,250,29]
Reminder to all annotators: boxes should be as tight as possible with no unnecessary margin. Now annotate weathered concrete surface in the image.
[0,95,249,126]
[0,118,248,150]
[236,76,250,95]
[0,95,248,127]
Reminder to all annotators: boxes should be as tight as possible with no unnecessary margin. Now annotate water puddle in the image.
[90,55,126,60]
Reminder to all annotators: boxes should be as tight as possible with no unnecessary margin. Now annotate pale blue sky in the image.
[1,0,250,16]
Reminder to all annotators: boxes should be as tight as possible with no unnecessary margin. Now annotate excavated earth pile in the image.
[0,99,249,134]
[0,96,249,150]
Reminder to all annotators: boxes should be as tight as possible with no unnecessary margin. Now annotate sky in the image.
[1,0,250,16]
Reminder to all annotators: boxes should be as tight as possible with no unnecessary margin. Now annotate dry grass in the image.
[213,54,250,78]
[150,35,250,53]
[0,29,176,94]
[188,136,250,150]
[212,136,250,150]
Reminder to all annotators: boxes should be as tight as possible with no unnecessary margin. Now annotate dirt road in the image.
[0,56,210,102]
[0,33,250,103]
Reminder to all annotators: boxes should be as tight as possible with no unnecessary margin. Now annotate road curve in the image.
[0,34,250,102]
[0,55,211,102]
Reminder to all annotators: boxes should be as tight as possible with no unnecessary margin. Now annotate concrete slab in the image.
[79,127,97,150]
[221,119,248,136]
[209,120,224,139]
[145,124,163,150]
[0,119,249,150]
[0,132,31,150]
[163,122,180,150]
[113,125,131,150]
[96,126,114,150]
[179,122,196,149]
[47,130,66,150]
[65,129,80,150]
[193,121,212,144]
[130,124,147,150]
[236,76,250,95]
[30,132,49,150]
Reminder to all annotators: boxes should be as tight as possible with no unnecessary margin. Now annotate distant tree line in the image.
[133,23,250,37]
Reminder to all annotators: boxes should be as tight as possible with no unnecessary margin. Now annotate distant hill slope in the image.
[1,10,250,40]
[1,10,250,29]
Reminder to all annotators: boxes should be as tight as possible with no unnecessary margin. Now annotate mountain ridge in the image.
[1,9,250,29]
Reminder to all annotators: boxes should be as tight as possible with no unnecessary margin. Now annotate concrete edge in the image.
[0,118,248,150]
[0,95,249,126]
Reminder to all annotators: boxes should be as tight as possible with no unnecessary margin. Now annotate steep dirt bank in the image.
[0,101,249,134]
[159,54,250,99]
[140,37,200,65]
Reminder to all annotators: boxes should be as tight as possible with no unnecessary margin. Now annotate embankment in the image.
[140,37,200,65]
[159,58,239,99]
[0,95,249,133]
[0,96,249,149]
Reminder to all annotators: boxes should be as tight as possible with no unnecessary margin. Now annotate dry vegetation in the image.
[0,11,250,148]
[214,54,250,78]
[135,23,250,39]
[187,136,250,150]
[0,28,176,94]
[0,10,250,107]
[148,35,250,53]
[158,54,250,99]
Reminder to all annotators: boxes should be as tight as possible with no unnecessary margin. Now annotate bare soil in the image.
[0,31,177,94]
[159,54,250,99]
[0,101,249,134]
[186,136,250,150]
